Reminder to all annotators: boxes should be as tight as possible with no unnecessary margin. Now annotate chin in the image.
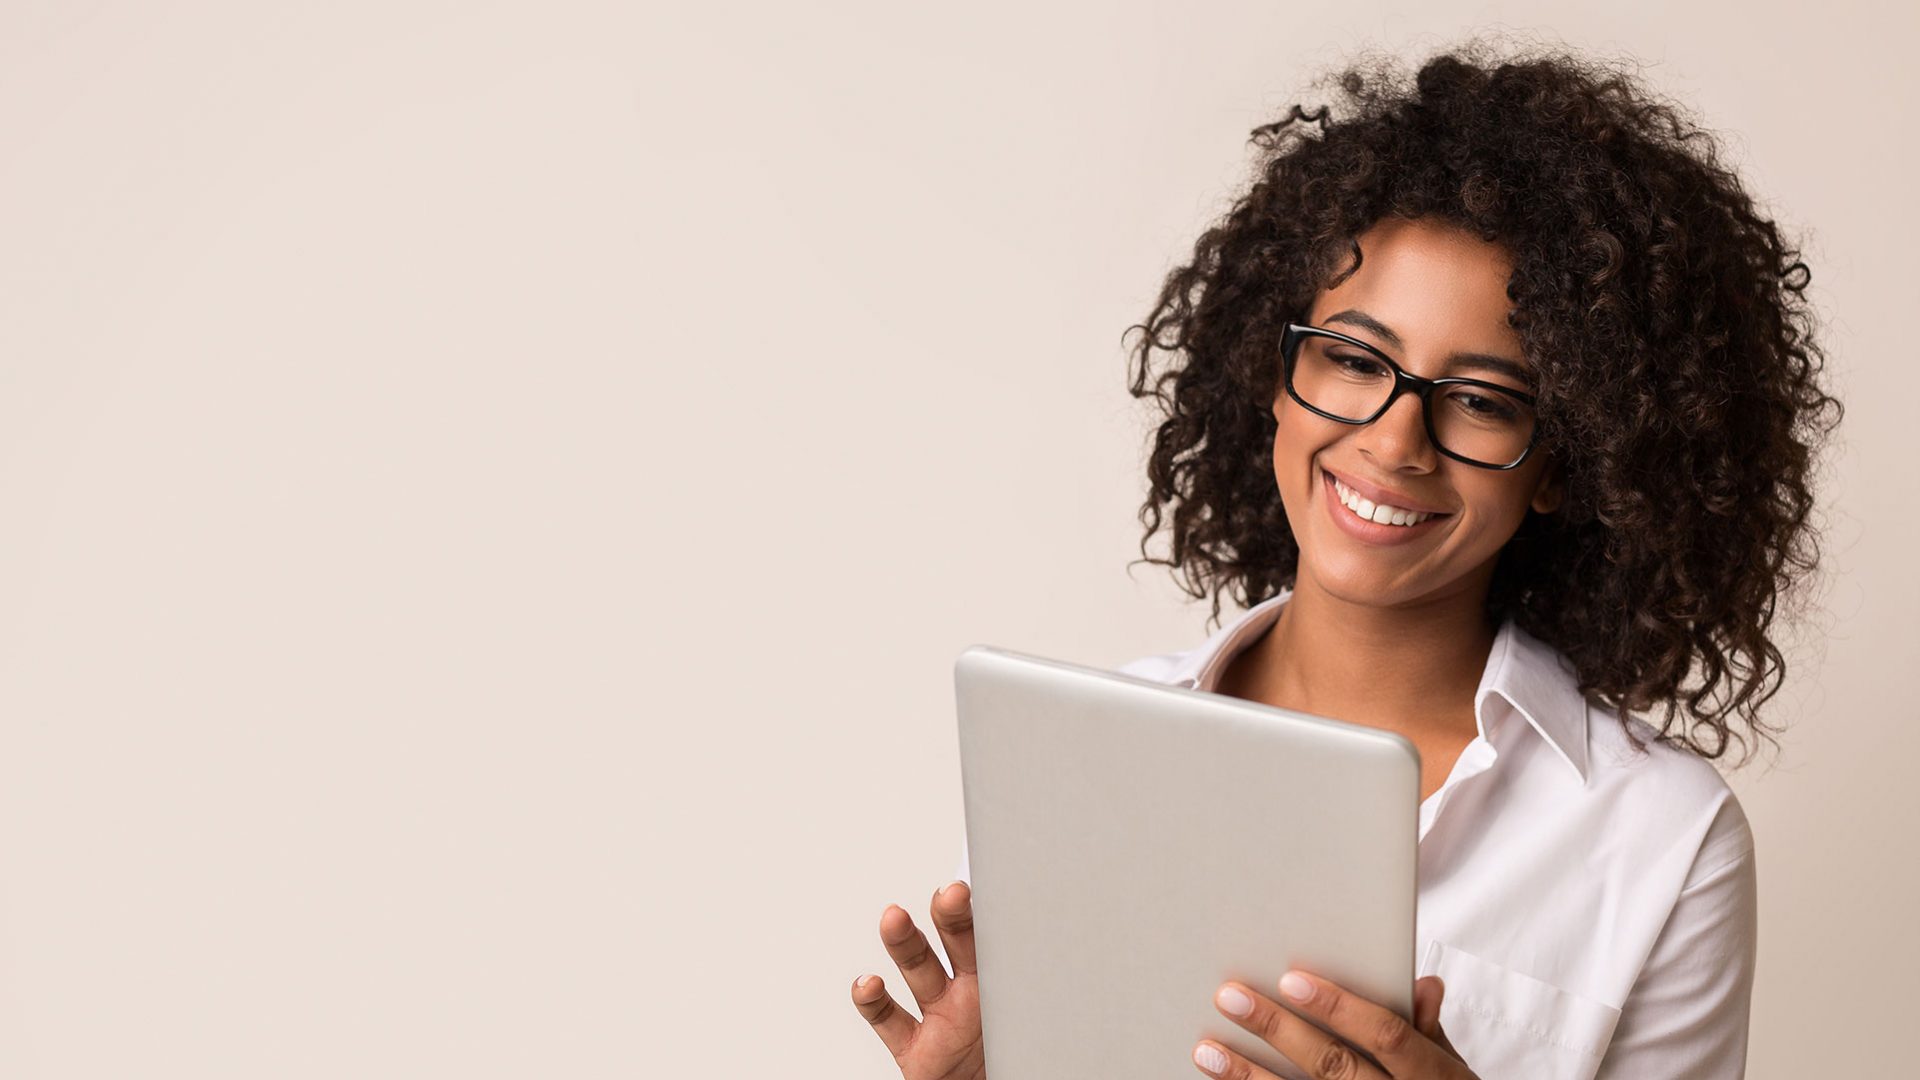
[1318,528,1483,594]
[1301,552,1418,604]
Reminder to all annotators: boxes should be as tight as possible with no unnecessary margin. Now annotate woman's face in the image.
[1272,216,1563,609]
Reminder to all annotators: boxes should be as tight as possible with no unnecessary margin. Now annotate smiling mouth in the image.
[1322,468,1453,528]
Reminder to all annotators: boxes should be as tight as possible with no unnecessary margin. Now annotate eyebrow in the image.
[1320,309,1536,387]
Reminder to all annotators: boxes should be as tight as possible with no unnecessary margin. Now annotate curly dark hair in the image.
[1123,37,1842,767]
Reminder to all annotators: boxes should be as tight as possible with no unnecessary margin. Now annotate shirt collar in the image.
[1160,587,1590,783]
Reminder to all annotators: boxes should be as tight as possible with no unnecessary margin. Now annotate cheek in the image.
[1269,413,1349,543]
[1271,395,1319,457]
[1458,477,1536,534]
[1269,409,1316,502]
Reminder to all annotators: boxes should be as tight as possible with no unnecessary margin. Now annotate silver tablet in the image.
[953,644,1420,1080]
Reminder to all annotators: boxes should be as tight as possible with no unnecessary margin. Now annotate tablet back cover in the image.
[954,644,1419,1080]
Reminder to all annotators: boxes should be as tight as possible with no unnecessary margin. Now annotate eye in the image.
[1450,390,1520,420]
[1328,351,1388,376]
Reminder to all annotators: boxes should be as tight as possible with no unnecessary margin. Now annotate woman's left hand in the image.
[1194,970,1480,1079]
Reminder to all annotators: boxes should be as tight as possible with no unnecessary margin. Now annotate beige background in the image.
[0,2,1908,1076]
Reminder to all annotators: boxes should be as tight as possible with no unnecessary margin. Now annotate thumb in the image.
[1414,976,1464,1059]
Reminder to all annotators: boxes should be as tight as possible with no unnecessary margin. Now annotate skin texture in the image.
[852,883,986,1080]
[1196,968,1475,1079]
[1214,216,1562,802]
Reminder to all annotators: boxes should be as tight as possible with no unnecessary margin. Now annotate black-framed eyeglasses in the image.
[1280,322,1542,470]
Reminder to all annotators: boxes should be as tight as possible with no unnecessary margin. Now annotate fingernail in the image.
[1215,985,1253,1017]
[1193,1042,1228,1074]
[1280,971,1313,1001]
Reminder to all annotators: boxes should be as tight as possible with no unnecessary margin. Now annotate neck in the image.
[1248,572,1497,739]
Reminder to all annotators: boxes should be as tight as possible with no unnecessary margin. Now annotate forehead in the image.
[1308,218,1519,340]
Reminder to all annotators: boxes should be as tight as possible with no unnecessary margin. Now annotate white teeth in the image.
[1332,476,1436,527]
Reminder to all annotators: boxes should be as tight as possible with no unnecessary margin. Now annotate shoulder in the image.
[1113,648,1200,685]
[1585,702,1755,878]
[1110,591,1295,689]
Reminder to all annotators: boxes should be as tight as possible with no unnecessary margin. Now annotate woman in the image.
[849,39,1839,1080]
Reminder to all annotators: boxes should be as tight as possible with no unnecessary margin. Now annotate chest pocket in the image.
[1419,940,1623,1080]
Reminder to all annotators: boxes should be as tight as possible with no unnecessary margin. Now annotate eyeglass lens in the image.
[1290,334,1535,466]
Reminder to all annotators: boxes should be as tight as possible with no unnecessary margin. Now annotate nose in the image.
[1354,389,1438,471]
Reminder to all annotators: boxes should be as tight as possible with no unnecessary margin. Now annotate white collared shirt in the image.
[954,587,1756,1079]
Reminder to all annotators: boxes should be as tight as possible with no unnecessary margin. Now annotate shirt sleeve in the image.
[1594,798,1758,1078]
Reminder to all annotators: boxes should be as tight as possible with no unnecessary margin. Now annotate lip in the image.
[1320,467,1451,546]
[1321,466,1450,516]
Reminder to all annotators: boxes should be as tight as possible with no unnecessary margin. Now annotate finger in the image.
[1275,970,1450,1077]
[1414,976,1463,1060]
[1212,980,1388,1080]
[851,973,918,1059]
[879,902,953,1012]
[1190,1037,1286,1079]
[931,880,977,976]
[1414,976,1442,1036]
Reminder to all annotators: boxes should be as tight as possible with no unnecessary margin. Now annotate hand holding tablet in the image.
[850,880,986,1080]
[1195,967,1473,1079]
[951,644,1423,1079]
[851,643,1469,1079]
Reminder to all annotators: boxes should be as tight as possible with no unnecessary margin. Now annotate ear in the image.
[1529,455,1565,515]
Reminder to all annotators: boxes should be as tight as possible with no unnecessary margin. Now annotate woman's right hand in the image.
[850,880,986,1080]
